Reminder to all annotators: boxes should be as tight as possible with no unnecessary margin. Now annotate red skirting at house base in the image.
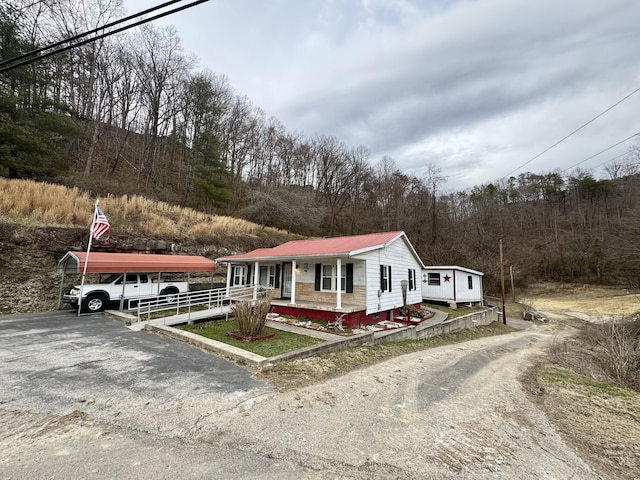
[270,303,422,330]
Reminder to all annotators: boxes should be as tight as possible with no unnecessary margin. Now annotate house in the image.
[216,231,425,329]
[421,266,484,308]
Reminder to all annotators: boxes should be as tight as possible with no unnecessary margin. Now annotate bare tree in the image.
[424,163,445,247]
[314,136,361,236]
[135,24,191,185]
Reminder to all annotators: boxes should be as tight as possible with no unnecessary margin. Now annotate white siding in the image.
[421,268,455,301]
[357,236,423,315]
[422,267,483,303]
[454,270,483,302]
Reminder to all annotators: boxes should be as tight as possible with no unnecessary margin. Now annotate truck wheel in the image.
[160,287,179,303]
[82,294,107,313]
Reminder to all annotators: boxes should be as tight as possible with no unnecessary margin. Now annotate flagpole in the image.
[78,199,99,316]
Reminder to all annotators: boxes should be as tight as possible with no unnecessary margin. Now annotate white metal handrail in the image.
[134,285,270,324]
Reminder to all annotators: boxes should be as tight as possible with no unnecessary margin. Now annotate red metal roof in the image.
[217,231,407,262]
[58,252,216,274]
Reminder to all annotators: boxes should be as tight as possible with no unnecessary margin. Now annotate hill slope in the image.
[0,179,298,314]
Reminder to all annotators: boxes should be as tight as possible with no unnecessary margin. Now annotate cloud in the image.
[128,0,640,190]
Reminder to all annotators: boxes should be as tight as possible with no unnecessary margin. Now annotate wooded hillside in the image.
[2,1,640,291]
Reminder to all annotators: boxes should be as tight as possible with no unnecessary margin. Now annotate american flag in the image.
[91,207,111,241]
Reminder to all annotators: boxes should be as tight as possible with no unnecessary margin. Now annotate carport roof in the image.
[58,251,216,274]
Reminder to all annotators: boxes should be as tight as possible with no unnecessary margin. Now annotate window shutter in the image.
[230,266,235,286]
[246,265,252,285]
[314,264,321,291]
[274,264,281,288]
[408,269,413,290]
[388,267,392,292]
[380,265,384,291]
[346,263,354,293]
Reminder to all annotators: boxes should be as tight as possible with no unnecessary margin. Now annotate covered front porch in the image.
[225,258,365,311]
[270,298,365,313]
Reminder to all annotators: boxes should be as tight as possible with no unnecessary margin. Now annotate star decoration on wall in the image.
[443,275,451,282]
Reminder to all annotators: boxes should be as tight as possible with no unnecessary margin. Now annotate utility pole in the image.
[510,265,515,303]
[499,240,507,325]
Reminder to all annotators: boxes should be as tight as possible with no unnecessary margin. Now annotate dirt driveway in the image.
[3,305,619,479]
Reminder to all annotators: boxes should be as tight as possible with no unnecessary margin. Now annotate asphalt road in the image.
[0,310,270,421]
[0,310,340,479]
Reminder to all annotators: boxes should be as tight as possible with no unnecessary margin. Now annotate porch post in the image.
[225,263,232,297]
[336,258,342,309]
[253,261,259,300]
[290,260,297,304]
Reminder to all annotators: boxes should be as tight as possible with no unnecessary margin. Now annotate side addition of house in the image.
[421,266,484,308]
[216,231,425,329]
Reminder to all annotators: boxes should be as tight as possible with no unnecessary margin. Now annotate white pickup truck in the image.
[62,273,189,313]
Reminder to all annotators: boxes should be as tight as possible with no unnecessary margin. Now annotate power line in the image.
[0,0,186,69]
[0,0,209,73]
[589,151,629,171]
[561,132,639,173]
[502,85,640,179]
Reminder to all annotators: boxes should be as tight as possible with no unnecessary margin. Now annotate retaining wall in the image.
[371,307,499,345]
[266,331,375,363]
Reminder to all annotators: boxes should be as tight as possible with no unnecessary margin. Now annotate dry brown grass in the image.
[521,282,640,391]
[519,282,640,319]
[0,178,287,239]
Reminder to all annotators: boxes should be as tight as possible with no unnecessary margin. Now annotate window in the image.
[321,264,346,292]
[315,263,352,292]
[428,273,440,286]
[468,275,473,290]
[322,265,333,290]
[408,269,417,291]
[380,265,392,292]
[259,265,276,287]
[232,266,246,286]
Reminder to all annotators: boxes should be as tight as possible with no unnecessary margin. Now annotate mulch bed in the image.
[225,331,276,342]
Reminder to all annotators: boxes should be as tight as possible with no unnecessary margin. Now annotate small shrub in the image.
[551,319,640,392]
[232,295,272,337]
[590,320,640,390]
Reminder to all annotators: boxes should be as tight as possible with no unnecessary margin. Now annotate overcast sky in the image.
[127,0,640,192]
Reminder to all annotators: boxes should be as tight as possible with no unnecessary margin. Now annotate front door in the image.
[281,262,292,299]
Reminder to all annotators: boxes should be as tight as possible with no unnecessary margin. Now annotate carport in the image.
[57,251,216,309]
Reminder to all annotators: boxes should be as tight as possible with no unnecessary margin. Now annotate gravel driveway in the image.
[1,313,600,479]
